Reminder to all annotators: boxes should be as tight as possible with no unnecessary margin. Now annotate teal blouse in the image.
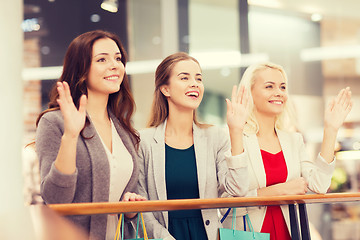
[165,144,208,240]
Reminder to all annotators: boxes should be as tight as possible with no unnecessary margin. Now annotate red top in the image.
[260,150,291,240]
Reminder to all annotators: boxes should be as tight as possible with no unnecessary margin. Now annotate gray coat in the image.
[137,121,249,240]
[36,110,139,240]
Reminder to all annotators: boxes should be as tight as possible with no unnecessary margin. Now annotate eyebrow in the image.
[177,72,202,76]
[264,81,286,85]
[93,52,121,58]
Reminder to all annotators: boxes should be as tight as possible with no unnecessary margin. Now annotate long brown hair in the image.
[36,30,139,147]
[147,52,205,128]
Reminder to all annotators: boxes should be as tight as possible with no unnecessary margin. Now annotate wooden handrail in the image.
[49,192,360,216]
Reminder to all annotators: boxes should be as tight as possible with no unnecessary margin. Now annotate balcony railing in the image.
[31,192,360,240]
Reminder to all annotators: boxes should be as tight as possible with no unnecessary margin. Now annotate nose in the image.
[274,87,283,97]
[110,58,120,70]
[190,77,199,87]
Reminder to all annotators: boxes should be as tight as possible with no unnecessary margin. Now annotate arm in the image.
[217,128,248,197]
[36,82,87,204]
[226,85,249,156]
[320,87,352,163]
[53,81,87,174]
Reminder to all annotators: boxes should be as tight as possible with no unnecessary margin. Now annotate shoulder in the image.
[37,110,63,127]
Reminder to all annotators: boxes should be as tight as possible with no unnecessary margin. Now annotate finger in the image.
[225,99,233,115]
[326,99,335,112]
[57,82,65,100]
[231,85,237,104]
[238,85,245,104]
[337,88,347,106]
[122,192,130,201]
[63,81,73,104]
[343,88,352,107]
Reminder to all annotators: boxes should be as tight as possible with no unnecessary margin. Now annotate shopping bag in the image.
[114,213,162,240]
[219,208,270,240]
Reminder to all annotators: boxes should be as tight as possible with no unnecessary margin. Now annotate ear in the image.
[160,85,170,97]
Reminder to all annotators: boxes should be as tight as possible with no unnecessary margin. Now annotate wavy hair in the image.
[36,30,139,147]
[239,62,297,134]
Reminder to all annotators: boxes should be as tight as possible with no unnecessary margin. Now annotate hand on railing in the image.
[121,192,147,218]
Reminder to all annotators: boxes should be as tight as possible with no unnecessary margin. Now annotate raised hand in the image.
[226,85,250,132]
[56,81,87,138]
[324,87,352,131]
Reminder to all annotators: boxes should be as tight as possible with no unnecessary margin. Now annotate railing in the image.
[45,192,360,240]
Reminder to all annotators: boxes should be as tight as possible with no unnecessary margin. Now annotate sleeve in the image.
[298,133,336,194]
[216,128,249,197]
[35,114,78,204]
[136,139,175,240]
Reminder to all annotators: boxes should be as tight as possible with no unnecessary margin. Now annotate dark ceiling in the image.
[24,0,128,67]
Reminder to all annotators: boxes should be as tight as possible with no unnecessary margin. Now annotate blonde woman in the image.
[223,62,352,240]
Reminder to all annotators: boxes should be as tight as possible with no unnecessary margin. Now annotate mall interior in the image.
[2,0,360,239]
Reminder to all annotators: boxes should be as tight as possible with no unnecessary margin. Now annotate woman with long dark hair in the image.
[35,30,145,240]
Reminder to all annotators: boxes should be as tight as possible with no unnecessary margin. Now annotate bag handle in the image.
[114,214,124,240]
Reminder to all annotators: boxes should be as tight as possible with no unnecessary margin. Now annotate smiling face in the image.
[160,60,204,112]
[251,68,288,118]
[86,37,125,97]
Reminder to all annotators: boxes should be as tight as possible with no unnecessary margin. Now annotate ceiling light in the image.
[101,0,118,13]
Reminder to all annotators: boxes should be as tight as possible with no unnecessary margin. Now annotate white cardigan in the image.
[222,129,335,232]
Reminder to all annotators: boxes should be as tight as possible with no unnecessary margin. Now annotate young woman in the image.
[222,62,352,240]
[35,30,145,240]
[136,52,249,240]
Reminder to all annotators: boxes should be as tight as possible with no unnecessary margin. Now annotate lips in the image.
[104,75,120,81]
[269,100,283,105]
[185,91,200,98]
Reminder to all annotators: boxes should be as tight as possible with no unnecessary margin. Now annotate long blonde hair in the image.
[239,62,298,134]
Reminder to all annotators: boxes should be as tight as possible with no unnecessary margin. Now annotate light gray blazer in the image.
[222,129,335,233]
[36,110,139,240]
[137,120,249,240]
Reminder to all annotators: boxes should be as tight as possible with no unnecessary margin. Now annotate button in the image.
[205,220,210,226]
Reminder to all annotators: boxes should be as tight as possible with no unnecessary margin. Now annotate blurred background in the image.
[2,0,360,239]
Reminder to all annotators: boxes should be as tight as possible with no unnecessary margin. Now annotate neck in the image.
[86,93,109,122]
[166,106,194,137]
[255,111,277,137]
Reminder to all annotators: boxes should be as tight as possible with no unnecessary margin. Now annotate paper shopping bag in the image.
[219,208,270,240]
[114,213,163,240]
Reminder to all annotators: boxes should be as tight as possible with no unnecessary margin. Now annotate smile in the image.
[104,75,119,81]
[185,91,200,98]
[269,100,283,105]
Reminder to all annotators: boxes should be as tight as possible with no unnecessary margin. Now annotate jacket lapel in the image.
[152,121,167,201]
[82,114,110,203]
[193,123,207,198]
[245,133,267,188]
[276,129,293,181]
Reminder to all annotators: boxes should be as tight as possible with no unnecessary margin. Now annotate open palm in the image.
[56,81,87,137]
[226,85,250,131]
[324,87,352,131]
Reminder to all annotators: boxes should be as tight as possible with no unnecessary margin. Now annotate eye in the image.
[196,77,202,82]
[265,85,273,89]
[281,85,286,90]
[96,58,106,62]
[116,57,122,61]
[181,77,188,80]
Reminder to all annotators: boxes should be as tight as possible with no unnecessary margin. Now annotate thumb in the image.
[78,94,88,114]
